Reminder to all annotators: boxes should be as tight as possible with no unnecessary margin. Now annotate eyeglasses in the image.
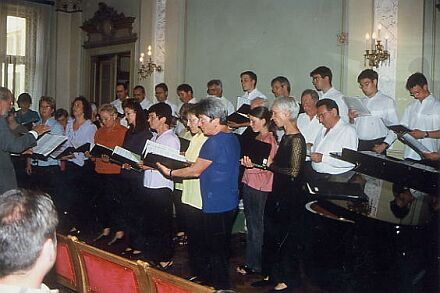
[317,111,330,119]
[198,116,212,123]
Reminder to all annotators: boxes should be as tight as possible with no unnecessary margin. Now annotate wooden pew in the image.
[71,237,153,293]
[55,234,83,292]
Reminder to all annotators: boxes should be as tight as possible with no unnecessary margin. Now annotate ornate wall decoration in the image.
[80,2,137,48]
[153,0,166,83]
[374,0,398,100]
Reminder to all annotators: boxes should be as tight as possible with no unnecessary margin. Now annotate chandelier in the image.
[364,24,390,68]
[138,45,162,79]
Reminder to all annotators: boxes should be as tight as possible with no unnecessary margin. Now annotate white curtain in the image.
[0,1,55,109]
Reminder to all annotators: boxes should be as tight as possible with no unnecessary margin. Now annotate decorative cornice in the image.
[80,2,137,49]
[56,0,81,13]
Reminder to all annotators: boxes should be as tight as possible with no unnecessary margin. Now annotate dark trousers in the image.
[28,165,60,197]
[242,184,268,272]
[63,160,95,230]
[123,177,148,250]
[200,208,237,290]
[182,203,204,276]
[94,173,124,231]
[144,187,174,262]
[262,187,303,287]
[358,137,386,152]
[172,188,186,233]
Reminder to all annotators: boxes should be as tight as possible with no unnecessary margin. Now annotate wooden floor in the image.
[45,229,325,293]
[45,217,439,293]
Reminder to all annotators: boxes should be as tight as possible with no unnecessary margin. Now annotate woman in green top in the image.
[180,103,208,280]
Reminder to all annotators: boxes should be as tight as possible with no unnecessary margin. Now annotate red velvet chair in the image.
[145,266,214,293]
[72,238,153,293]
[55,234,83,292]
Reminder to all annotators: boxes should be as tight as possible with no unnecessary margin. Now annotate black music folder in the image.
[143,153,191,170]
[90,144,142,170]
[227,104,251,124]
[31,134,68,160]
[384,122,431,156]
[142,140,190,170]
[241,138,271,168]
[385,124,411,135]
[90,143,114,158]
[179,137,191,153]
[50,143,91,159]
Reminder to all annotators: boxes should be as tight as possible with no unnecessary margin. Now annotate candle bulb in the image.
[371,32,377,50]
[147,45,152,51]
[377,24,382,40]
[365,33,370,51]
[140,53,145,58]
[139,57,144,63]
[385,34,389,51]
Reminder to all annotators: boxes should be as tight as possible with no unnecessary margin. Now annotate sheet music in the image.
[33,134,67,157]
[143,140,186,162]
[236,96,251,110]
[49,146,69,159]
[400,133,431,156]
[343,96,370,116]
[113,146,141,163]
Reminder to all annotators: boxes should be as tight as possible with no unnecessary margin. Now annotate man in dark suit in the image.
[0,87,48,193]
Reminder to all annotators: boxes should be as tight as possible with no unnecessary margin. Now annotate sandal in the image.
[236,264,257,275]
[158,260,174,270]
[173,234,188,246]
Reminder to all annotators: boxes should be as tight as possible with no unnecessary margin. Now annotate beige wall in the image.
[55,11,83,110]
[50,0,439,116]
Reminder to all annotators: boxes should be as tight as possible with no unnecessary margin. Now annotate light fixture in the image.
[138,45,162,79]
[364,24,390,68]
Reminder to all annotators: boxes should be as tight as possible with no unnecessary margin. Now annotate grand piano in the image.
[303,149,439,292]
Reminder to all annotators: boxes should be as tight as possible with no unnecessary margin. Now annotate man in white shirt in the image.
[311,98,358,175]
[230,71,267,133]
[154,83,178,117]
[271,75,302,106]
[111,82,129,116]
[207,79,235,115]
[349,69,399,153]
[0,189,58,293]
[401,72,440,161]
[175,83,198,134]
[238,70,267,107]
[310,66,349,123]
[297,89,322,153]
[177,83,198,106]
[133,85,153,111]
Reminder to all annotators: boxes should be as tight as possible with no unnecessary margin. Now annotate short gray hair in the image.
[272,96,299,121]
[0,189,58,277]
[207,79,223,91]
[301,89,319,102]
[197,98,228,124]
[0,87,12,101]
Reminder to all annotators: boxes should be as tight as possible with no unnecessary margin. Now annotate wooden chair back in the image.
[55,234,83,292]
[72,238,153,293]
[145,266,214,293]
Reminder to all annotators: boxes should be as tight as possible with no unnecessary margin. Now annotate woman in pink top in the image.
[236,106,278,275]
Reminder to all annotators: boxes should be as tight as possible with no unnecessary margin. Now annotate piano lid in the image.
[306,172,436,226]
[337,148,439,195]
